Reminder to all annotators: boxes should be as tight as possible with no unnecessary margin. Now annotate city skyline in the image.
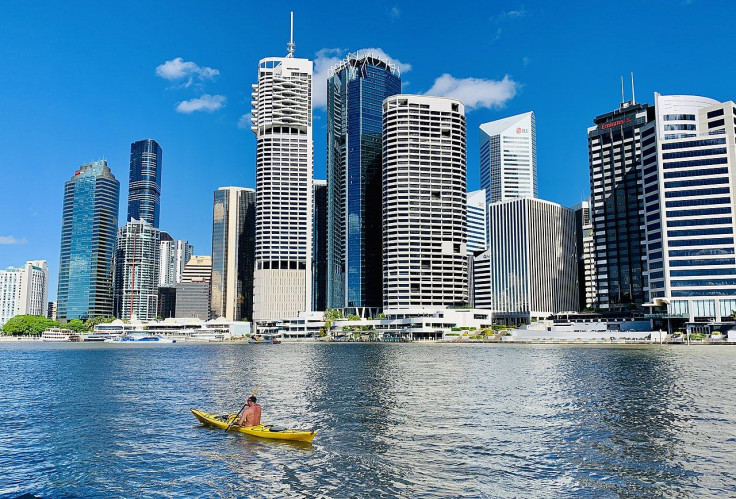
[2,2,735,300]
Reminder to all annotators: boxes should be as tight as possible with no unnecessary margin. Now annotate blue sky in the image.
[1,0,733,299]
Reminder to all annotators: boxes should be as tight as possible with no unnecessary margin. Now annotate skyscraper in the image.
[382,95,467,309]
[250,15,313,323]
[210,187,256,321]
[588,99,655,311]
[128,139,162,227]
[326,53,402,312]
[479,112,537,207]
[312,179,328,312]
[57,160,119,321]
[483,198,578,324]
[0,260,49,326]
[113,219,161,321]
[642,93,736,321]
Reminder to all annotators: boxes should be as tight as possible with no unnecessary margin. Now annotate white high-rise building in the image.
[113,219,161,321]
[159,234,193,287]
[382,95,467,309]
[0,260,49,326]
[467,189,487,255]
[642,93,736,321]
[479,112,537,207]
[481,198,577,324]
[250,14,313,323]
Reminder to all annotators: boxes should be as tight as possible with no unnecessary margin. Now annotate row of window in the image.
[664,187,730,199]
[671,268,736,277]
[665,197,730,208]
[664,177,729,189]
[670,258,735,267]
[663,167,729,179]
[667,217,732,227]
[668,237,734,247]
[669,248,735,257]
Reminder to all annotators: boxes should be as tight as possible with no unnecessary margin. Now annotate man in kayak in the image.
[237,395,261,427]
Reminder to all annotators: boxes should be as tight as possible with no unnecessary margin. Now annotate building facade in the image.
[312,179,328,311]
[382,95,468,309]
[159,233,193,287]
[326,53,402,311]
[57,160,120,321]
[128,139,162,227]
[573,201,596,310]
[176,255,212,320]
[479,112,537,207]
[467,189,488,255]
[210,187,256,321]
[0,260,49,326]
[250,27,313,323]
[113,219,161,321]
[642,93,736,321]
[588,100,655,311]
[484,197,578,324]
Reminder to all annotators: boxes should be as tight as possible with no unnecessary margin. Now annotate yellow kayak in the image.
[191,408,316,443]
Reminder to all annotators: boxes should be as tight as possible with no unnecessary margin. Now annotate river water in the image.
[1,342,735,497]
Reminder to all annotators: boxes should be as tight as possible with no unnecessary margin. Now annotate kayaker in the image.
[237,395,261,427]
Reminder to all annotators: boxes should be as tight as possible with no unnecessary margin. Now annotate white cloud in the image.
[313,47,411,110]
[156,57,219,87]
[238,113,252,129]
[388,5,400,20]
[0,235,27,245]
[424,74,518,111]
[176,94,226,113]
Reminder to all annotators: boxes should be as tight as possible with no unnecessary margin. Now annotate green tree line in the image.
[1,315,116,336]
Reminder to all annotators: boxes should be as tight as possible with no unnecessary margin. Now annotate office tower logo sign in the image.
[516,127,529,134]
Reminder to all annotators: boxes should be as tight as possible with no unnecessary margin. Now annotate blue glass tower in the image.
[57,160,120,320]
[128,139,162,227]
[326,53,401,311]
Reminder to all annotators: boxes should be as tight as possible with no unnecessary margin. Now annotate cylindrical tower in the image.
[382,95,468,309]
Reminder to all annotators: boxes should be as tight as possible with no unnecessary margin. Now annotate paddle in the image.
[225,385,260,431]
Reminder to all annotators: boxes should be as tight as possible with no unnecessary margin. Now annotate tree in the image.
[376,312,386,319]
[66,319,88,334]
[346,314,361,321]
[2,315,59,336]
[324,309,343,321]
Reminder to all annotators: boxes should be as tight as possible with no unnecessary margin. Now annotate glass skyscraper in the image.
[588,101,654,311]
[113,219,161,321]
[128,139,162,227]
[211,187,256,321]
[326,53,401,312]
[57,160,120,320]
[312,179,328,311]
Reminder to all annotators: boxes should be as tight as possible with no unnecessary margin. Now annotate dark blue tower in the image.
[128,139,162,227]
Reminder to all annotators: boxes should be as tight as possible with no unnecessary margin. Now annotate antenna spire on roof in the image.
[631,72,636,104]
[286,12,295,57]
[620,75,625,104]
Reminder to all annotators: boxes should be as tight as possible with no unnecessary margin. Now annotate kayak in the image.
[190,409,316,443]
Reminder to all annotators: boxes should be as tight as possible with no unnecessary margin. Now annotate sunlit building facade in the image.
[57,160,119,321]
[382,95,468,308]
[0,260,49,326]
[210,187,256,321]
[113,219,161,321]
[250,23,313,323]
[479,112,537,207]
[642,93,736,321]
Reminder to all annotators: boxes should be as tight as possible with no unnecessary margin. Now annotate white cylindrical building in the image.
[382,95,467,309]
[250,31,313,323]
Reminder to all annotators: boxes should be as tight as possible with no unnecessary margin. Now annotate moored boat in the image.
[41,328,74,342]
[190,409,316,443]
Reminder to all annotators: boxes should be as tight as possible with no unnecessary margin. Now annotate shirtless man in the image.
[237,395,261,427]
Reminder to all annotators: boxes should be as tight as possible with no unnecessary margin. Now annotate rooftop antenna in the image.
[620,75,625,104]
[631,72,636,104]
[286,11,295,57]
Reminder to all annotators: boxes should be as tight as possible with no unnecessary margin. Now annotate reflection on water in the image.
[1,342,736,497]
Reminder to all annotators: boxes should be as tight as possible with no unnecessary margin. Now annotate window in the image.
[663,114,695,121]
[669,248,735,257]
[662,138,725,150]
[709,119,725,129]
[671,268,736,277]
[707,109,725,119]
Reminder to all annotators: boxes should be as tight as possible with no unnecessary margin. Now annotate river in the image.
[1,342,734,497]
